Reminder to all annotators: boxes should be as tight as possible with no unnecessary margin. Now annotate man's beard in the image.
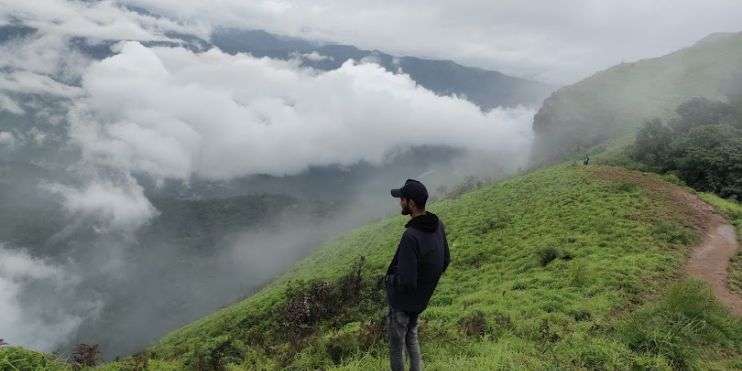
[401,205,411,215]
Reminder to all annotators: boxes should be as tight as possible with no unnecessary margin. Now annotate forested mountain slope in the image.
[532,32,742,163]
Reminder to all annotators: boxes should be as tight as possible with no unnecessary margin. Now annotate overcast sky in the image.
[120,0,742,84]
[2,1,741,84]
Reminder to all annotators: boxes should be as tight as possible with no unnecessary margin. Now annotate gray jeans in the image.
[387,307,423,371]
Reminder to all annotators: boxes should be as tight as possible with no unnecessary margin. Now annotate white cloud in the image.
[0,244,100,351]
[0,0,203,99]
[299,51,333,62]
[0,31,88,98]
[45,177,158,231]
[69,41,534,181]
[0,0,201,42]
[0,95,24,114]
[0,131,15,146]
[5,1,741,85]
[122,0,742,84]
[0,70,83,98]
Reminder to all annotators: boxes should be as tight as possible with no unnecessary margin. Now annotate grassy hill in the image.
[532,32,742,163]
[6,164,740,370]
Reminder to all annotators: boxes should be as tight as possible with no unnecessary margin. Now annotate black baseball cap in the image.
[391,179,428,206]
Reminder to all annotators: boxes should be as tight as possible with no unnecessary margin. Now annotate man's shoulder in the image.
[401,227,424,243]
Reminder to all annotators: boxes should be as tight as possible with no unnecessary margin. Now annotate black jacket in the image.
[386,212,450,313]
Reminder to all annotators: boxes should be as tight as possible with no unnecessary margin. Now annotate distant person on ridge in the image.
[583,154,590,165]
[386,179,450,371]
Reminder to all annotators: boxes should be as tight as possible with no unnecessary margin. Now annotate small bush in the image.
[537,318,561,343]
[538,247,561,267]
[489,311,513,338]
[324,326,361,365]
[458,311,489,337]
[570,309,592,322]
[71,343,100,369]
[358,314,386,349]
[183,335,243,370]
[111,352,150,371]
[280,256,375,344]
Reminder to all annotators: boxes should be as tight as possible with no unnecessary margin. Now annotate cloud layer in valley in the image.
[70,41,534,182]
[0,244,101,350]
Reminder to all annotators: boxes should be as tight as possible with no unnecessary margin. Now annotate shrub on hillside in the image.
[537,247,561,267]
[71,343,99,369]
[279,256,380,345]
[182,335,244,370]
[458,310,489,337]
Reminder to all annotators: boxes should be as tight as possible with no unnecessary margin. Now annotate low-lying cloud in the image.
[45,177,157,232]
[71,41,535,181]
[0,244,101,350]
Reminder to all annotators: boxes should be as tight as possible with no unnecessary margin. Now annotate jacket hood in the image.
[405,211,440,233]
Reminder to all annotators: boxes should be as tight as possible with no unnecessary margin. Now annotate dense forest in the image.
[631,96,742,198]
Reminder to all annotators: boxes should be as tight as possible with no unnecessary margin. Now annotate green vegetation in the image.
[630,97,742,198]
[699,192,742,237]
[0,346,70,371]
[5,165,741,370]
[532,31,742,163]
[102,165,738,369]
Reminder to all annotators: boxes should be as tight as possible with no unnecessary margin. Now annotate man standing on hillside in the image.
[386,179,450,371]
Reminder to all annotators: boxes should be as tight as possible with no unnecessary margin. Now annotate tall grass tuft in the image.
[619,280,742,369]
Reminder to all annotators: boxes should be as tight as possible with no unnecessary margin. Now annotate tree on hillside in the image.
[631,97,742,199]
[632,118,673,170]
[671,97,737,133]
[672,125,742,197]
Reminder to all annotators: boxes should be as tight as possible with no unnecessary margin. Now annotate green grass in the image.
[0,346,70,371]
[134,164,740,369]
[6,164,741,370]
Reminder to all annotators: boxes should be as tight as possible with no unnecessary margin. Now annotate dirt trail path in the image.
[591,167,741,316]
[686,222,742,316]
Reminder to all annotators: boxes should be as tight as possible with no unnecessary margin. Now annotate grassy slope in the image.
[532,32,742,163]
[3,165,741,370]
[147,165,741,369]
[0,347,70,370]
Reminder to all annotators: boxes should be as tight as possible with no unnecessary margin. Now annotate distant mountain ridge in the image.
[210,28,554,110]
[531,31,742,163]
